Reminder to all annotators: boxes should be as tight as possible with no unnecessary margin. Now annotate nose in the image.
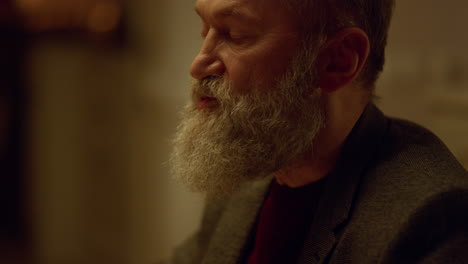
[190,32,225,80]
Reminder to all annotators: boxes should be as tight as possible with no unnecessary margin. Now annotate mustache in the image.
[191,76,230,100]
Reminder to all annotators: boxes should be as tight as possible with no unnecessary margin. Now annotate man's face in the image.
[190,0,300,97]
[171,0,325,197]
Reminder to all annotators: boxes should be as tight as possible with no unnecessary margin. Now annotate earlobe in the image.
[317,28,370,93]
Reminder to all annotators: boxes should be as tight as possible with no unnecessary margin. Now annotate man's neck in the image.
[275,88,368,188]
[274,139,341,188]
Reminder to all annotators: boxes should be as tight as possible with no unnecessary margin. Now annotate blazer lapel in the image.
[298,104,389,264]
[202,175,274,264]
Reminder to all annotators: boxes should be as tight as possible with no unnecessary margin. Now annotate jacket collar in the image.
[297,103,389,264]
[202,174,274,264]
[201,103,389,264]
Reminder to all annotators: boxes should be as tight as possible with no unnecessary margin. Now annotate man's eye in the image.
[226,32,248,44]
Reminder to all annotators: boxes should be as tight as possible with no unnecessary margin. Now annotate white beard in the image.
[170,47,325,197]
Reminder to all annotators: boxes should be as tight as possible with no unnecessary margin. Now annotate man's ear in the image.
[317,28,370,92]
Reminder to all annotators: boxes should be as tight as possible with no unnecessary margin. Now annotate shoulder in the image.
[353,116,468,228]
[336,115,468,263]
[371,117,467,192]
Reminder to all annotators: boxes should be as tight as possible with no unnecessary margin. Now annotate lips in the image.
[197,96,219,110]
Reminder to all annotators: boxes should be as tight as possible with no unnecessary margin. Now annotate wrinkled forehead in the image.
[195,0,289,22]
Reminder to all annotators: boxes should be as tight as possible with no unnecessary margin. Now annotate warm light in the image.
[14,0,45,13]
[87,1,121,33]
[13,0,122,34]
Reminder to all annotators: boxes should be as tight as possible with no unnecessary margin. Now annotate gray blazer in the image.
[166,104,468,264]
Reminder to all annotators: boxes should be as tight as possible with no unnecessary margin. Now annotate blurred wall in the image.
[27,0,204,263]
[378,1,468,166]
[25,0,467,264]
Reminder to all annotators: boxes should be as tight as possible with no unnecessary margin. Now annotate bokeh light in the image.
[13,0,122,34]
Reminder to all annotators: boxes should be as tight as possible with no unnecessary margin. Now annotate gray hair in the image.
[282,0,396,90]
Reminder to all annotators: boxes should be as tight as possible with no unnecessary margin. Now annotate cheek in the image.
[222,55,256,93]
[220,39,298,92]
[260,40,298,75]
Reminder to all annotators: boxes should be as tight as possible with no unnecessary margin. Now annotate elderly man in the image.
[168,0,468,263]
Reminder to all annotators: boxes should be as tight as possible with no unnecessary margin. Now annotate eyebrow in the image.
[194,5,258,23]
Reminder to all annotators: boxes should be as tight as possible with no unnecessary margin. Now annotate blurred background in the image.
[0,0,467,263]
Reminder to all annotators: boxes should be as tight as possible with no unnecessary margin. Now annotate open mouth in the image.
[197,96,219,110]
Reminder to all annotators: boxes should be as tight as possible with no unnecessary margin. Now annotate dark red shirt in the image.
[246,178,326,264]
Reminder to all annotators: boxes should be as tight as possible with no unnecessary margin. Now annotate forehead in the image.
[195,0,250,10]
[195,0,284,21]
